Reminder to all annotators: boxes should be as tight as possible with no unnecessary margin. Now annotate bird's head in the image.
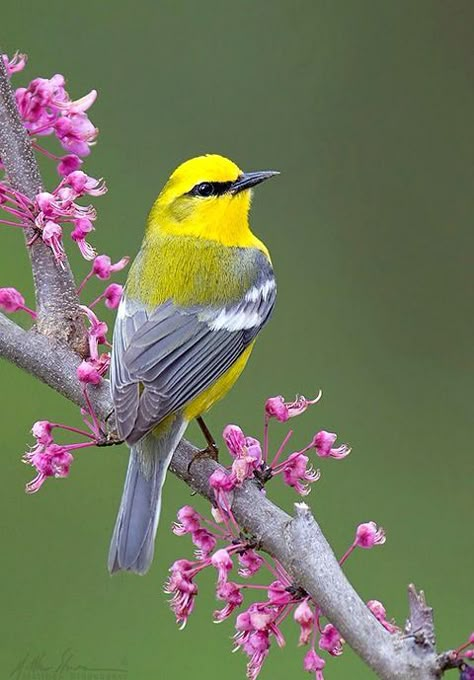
[147,154,278,245]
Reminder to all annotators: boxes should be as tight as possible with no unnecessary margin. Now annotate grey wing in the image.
[110,297,150,441]
[111,265,276,446]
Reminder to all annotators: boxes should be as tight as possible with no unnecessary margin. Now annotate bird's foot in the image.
[187,442,219,473]
[96,431,124,447]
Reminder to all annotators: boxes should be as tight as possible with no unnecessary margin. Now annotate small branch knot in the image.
[406,584,436,650]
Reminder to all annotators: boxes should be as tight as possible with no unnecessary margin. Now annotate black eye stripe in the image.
[189,181,235,198]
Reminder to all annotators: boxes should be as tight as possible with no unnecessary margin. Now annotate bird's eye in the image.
[193,182,215,198]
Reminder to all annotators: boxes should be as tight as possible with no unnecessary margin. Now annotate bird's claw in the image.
[187,443,219,473]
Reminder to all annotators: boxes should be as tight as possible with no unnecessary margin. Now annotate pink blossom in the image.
[250,608,276,633]
[55,110,97,156]
[267,580,292,606]
[355,522,386,549]
[173,505,202,535]
[319,623,343,656]
[214,581,243,622]
[303,649,325,678]
[312,430,351,459]
[72,217,94,237]
[23,443,74,493]
[235,604,285,645]
[58,88,97,114]
[65,171,107,197]
[238,549,263,578]
[265,396,290,421]
[294,599,313,646]
[71,217,95,260]
[2,52,27,76]
[211,548,233,585]
[15,75,95,152]
[367,600,399,633]
[81,306,108,359]
[15,75,65,134]
[234,605,284,680]
[245,437,262,461]
[164,559,199,629]
[240,630,271,680]
[41,220,65,263]
[57,154,82,177]
[35,191,58,216]
[31,420,54,446]
[209,468,236,492]
[281,452,320,496]
[191,529,217,559]
[92,254,130,280]
[12,69,99,196]
[76,353,110,384]
[231,435,262,483]
[0,287,25,313]
[265,393,322,422]
[223,424,246,455]
[77,359,102,385]
[104,283,123,309]
[33,182,100,261]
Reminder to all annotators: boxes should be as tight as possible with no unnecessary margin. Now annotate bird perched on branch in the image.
[108,154,278,574]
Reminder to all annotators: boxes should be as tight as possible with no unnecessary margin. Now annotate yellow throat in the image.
[146,154,274,253]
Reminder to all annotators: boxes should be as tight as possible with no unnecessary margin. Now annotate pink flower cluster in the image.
[0,250,127,388]
[0,53,115,266]
[0,53,129,383]
[0,287,36,318]
[2,52,27,77]
[10,53,97,160]
[208,395,351,501]
[23,417,98,493]
[0,53,129,491]
[167,396,394,680]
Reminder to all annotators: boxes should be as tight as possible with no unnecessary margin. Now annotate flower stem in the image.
[55,423,95,440]
[19,305,37,319]
[88,292,104,308]
[31,141,61,160]
[338,543,356,566]
[0,218,27,228]
[76,270,93,295]
[263,415,269,462]
[65,440,96,452]
[269,429,293,469]
[82,387,101,438]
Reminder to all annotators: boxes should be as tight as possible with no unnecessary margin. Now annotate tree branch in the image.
[0,54,87,353]
[0,312,448,679]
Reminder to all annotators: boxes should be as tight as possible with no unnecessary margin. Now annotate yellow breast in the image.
[183,343,254,421]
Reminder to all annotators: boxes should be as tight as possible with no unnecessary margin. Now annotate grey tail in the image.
[108,416,186,575]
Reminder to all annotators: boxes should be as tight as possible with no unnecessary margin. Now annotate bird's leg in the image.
[196,415,219,460]
[187,416,219,472]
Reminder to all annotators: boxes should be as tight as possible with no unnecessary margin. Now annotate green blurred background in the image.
[1,1,472,678]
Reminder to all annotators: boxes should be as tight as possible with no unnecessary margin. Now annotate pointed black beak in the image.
[230,170,280,195]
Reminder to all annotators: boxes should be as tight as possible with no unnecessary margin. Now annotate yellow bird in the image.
[108,154,278,574]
